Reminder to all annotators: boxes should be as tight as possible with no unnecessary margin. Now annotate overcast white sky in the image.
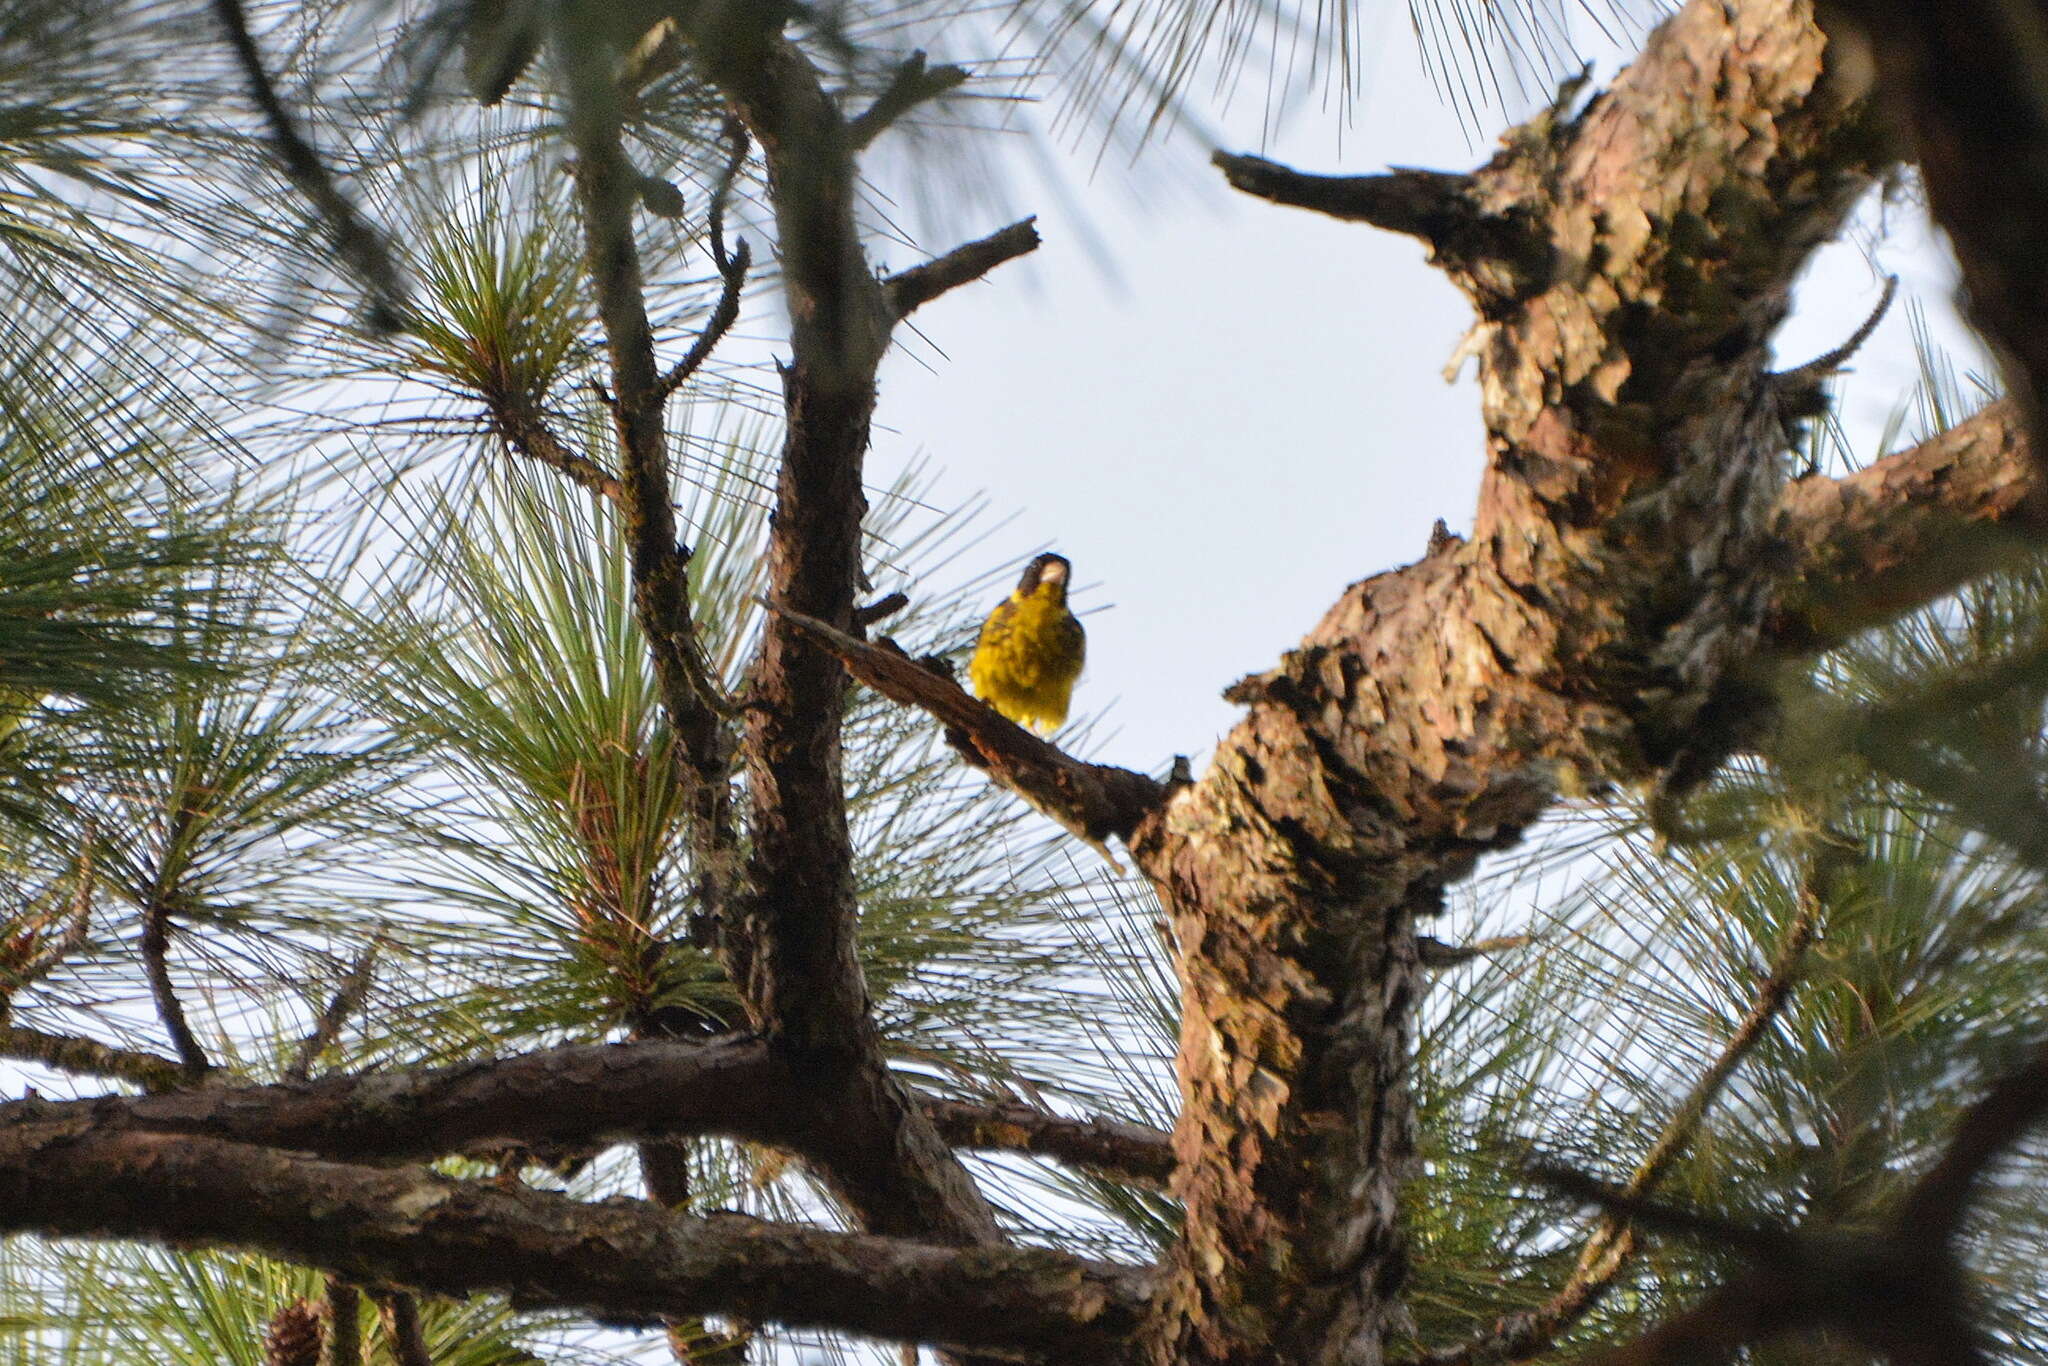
[854,8,1989,779]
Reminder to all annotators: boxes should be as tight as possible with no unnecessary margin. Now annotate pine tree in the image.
[2,2,2047,1364]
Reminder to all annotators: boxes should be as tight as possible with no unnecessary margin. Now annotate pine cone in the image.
[262,1299,324,1366]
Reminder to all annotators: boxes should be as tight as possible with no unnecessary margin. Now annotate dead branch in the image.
[885,219,1041,320]
[848,51,971,150]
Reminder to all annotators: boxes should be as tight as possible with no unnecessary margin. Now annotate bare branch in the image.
[207,0,408,329]
[769,605,1162,848]
[692,27,1010,1263]
[0,1123,1153,1360]
[657,238,751,401]
[848,52,971,150]
[854,592,910,629]
[922,1098,1175,1191]
[885,219,1041,320]
[658,119,754,403]
[1770,274,1899,394]
[0,1025,185,1092]
[1211,154,1475,237]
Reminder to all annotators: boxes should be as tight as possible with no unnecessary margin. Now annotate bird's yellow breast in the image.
[970,585,1085,733]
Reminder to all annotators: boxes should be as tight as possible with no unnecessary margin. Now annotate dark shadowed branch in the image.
[140,891,210,1081]
[0,1123,1154,1361]
[0,1035,1177,1190]
[1815,1,2048,463]
[848,51,971,149]
[325,1278,363,1366]
[375,1291,433,1366]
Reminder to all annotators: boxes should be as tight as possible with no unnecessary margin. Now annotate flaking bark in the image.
[1143,3,1886,1361]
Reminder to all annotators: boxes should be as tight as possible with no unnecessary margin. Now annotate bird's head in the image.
[1019,553,1071,597]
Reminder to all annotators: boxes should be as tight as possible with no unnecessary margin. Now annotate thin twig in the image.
[657,239,750,401]
[207,0,409,329]
[1416,934,1533,969]
[488,395,623,502]
[286,942,380,1084]
[658,121,752,401]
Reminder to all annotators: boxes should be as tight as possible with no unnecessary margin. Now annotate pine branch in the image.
[690,23,1010,1265]
[0,1122,1154,1360]
[140,889,211,1081]
[4,1034,1177,1187]
[1404,835,1838,1366]
[0,1025,185,1091]
[487,394,623,502]
[554,11,742,953]
[884,219,1040,320]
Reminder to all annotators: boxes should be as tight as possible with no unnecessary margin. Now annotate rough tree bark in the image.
[1146,3,1892,1361]
[6,0,2048,1362]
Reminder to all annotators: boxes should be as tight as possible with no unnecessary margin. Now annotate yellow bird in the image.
[969,553,1085,734]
